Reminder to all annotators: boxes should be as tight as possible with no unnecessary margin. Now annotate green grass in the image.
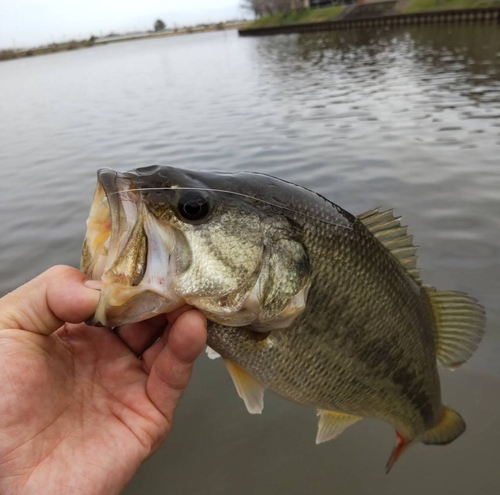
[249,6,343,29]
[247,1,500,28]
[405,0,500,12]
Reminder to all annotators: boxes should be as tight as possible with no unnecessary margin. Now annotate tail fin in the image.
[422,406,466,445]
[424,288,486,370]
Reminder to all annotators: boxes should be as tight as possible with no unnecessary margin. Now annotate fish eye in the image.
[177,191,210,222]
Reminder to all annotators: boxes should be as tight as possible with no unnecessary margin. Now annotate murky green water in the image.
[0,25,499,494]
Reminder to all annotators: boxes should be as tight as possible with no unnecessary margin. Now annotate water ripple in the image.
[0,32,499,490]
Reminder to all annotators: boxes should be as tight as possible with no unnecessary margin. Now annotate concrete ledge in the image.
[239,7,500,36]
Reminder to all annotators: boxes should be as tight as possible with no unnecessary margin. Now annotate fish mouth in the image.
[81,168,183,327]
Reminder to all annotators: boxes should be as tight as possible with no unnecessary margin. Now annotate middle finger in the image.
[115,314,167,356]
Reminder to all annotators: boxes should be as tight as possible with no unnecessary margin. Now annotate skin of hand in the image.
[0,265,207,495]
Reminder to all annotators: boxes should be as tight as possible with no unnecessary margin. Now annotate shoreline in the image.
[0,22,251,63]
[2,5,498,62]
[239,6,500,37]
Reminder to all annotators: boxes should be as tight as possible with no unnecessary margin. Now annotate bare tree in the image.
[241,0,265,17]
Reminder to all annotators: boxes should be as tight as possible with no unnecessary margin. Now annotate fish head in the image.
[82,166,311,328]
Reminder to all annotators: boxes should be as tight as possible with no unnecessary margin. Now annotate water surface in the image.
[0,25,499,495]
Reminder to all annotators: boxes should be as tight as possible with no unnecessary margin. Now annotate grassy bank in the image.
[405,0,500,12]
[247,0,500,29]
[249,6,343,29]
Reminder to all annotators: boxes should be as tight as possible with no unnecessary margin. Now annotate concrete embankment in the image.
[239,7,500,36]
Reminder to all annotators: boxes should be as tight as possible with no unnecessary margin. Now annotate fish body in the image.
[82,166,485,470]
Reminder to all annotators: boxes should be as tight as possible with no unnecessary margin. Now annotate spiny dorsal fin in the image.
[316,410,362,444]
[223,359,265,414]
[424,288,486,370]
[421,406,465,445]
[358,207,422,284]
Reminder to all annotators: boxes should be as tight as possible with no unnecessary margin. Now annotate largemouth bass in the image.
[81,166,485,471]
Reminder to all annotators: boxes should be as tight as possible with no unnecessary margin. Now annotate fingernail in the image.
[84,279,103,291]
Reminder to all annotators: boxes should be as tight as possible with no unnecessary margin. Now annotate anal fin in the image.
[316,410,361,444]
[224,359,265,414]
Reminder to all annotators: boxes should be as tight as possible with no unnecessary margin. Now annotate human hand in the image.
[0,266,207,495]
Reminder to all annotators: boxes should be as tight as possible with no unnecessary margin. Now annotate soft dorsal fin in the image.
[424,288,486,370]
[358,207,422,284]
[223,359,265,414]
[316,410,362,444]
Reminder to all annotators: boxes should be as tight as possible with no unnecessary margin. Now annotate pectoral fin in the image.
[316,410,362,444]
[224,360,265,414]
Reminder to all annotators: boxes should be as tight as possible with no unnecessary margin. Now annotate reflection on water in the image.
[0,25,499,495]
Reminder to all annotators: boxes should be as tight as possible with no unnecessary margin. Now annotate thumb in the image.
[0,265,100,335]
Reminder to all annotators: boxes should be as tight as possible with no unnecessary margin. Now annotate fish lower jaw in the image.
[89,282,183,327]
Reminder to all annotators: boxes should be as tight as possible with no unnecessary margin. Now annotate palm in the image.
[0,266,206,495]
[0,325,161,494]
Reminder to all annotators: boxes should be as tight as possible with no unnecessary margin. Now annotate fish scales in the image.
[82,166,485,470]
[206,193,440,436]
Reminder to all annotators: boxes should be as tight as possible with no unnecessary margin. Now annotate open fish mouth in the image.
[81,168,183,327]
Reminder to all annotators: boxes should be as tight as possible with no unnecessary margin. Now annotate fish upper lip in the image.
[97,168,122,231]
[96,168,139,277]
[97,167,136,212]
[86,168,182,326]
[97,168,120,193]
